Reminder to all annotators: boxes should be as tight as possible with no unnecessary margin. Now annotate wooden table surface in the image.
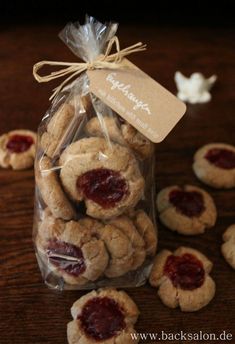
[0,24,235,344]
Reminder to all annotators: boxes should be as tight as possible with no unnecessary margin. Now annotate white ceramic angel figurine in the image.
[174,71,217,104]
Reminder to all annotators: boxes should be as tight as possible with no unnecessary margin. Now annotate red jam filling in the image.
[47,240,86,276]
[79,297,125,341]
[169,189,205,217]
[6,134,34,153]
[164,253,205,290]
[205,148,235,169]
[77,168,128,208]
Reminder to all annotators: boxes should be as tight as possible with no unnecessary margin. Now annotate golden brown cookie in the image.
[35,156,76,220]
[105,215,146,275]
[149,247,215,312]
[59,137,145,220]
[193,143,235,188]
[85,116,154,159]
[36,211,109,286]
[67,288,139,343]
[221,224,235,269]
[40,102,77,158]
[157,185,217,235]
[0,129,36,170]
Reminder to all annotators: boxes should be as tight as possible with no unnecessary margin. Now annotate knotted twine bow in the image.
[33,36,146,100]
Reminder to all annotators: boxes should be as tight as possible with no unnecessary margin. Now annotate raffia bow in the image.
[33,36,146,100]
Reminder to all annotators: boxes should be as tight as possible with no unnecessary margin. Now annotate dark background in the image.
[0,0,235,27]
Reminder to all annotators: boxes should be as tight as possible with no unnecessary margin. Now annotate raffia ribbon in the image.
[33,36,146,100]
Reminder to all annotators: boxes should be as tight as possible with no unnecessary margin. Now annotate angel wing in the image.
[206,75,217,90]
[174,71,189,90]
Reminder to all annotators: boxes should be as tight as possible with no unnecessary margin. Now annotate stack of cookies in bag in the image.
[35,96,158,289]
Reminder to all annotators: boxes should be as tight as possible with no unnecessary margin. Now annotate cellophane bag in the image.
[33,16,158,290]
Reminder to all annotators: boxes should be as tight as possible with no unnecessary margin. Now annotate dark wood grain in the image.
[0,24,235,344]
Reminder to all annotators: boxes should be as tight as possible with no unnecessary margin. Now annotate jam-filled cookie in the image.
[36,156,76,220]
[85,116,154,159]
[157,185,217,235]
[40,102,77,158]
[67,288,139,343]
[59,137,145,220]
[36,210,108,286]
[193,143,235,188]
[149,247,215,312]
[221,224,235,269]
[0,129,36,170]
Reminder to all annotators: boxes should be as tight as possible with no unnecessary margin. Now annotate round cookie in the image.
[221,224,235,269]
[40,102,77,158]
[193,143,235,188]
[157,185,217,235]
[80,212,146,278]
[102,215,146,276]
[36,156,76,220]
[36,210,109,286]
[149,247,216,312]
[85,116,154,159]
[67,288,139,344]
[0,129,36,170]
[59,137,145,220]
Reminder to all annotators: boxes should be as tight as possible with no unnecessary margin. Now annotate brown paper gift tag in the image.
[87,59,186,143]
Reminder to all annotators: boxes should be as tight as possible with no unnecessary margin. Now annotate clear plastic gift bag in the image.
[33,16,158,290]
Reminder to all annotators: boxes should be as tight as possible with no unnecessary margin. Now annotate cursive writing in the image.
[106,73,151,115]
